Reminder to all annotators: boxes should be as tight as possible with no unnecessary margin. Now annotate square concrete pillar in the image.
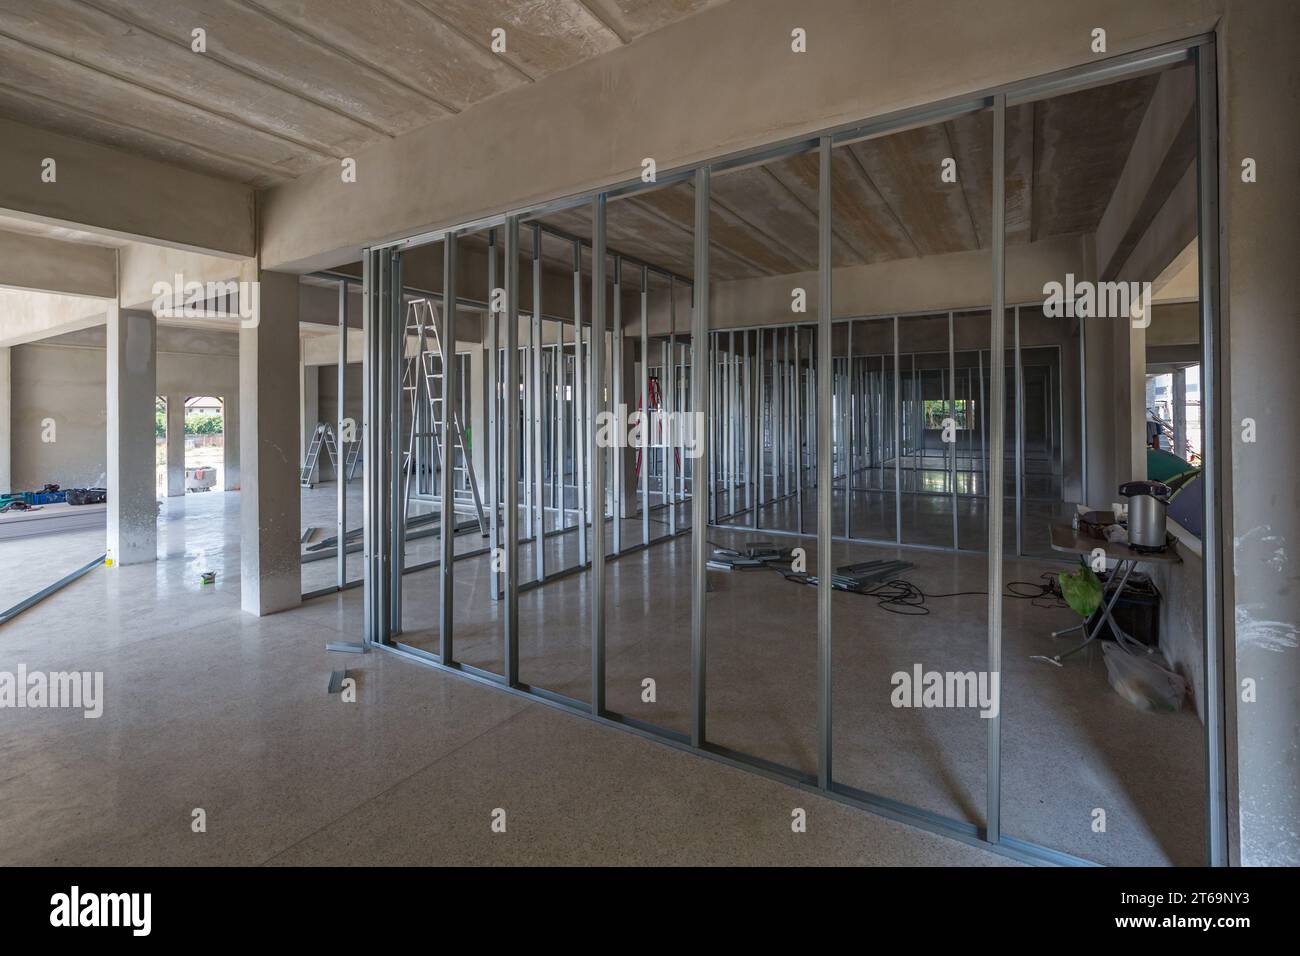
[299,340,319,482]
[239,270,301,615]
[106,305,157,566]
[0,346,10,493]
[222,393,240,491]
[468,341,487,485]
[165,392,185,496]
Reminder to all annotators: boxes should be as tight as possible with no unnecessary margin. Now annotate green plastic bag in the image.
[1059,563,1103,618]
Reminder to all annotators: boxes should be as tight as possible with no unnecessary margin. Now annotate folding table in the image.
[1036,522,1180,666]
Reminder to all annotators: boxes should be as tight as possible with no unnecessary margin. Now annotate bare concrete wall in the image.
[9,326,239,491]
[10,334,105,490]
[1150,526,1207,724]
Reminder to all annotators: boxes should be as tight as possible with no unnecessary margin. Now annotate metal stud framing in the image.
[487,229,501,602]
[986,92,1007,844]
[590,195,608,716]
[532,224,546,582]
[355,35,1225,869]
[440,235,457,661]
[504,218,521,685]
[691,166,710,748]
[815,136,833,788]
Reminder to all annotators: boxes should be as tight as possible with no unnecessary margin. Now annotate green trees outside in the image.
[153,401,224,438]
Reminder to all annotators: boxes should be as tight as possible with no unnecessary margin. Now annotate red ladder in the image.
[633,375,682,481]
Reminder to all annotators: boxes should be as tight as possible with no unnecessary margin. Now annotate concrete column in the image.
[106,304,157,566]
[1172,367,1187,458]
[165,392,185,496]
[468,341,487,485]
[1126,321,1146,479]
[0,346,10,493]
[222,392,240,491]
[299,339,319,483]
[1222,0,1300,866]
[240,270,301,615]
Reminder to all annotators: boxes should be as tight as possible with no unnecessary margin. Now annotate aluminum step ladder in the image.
[401,299,486,534]
[344,439,362,482]
[300,422,339,488]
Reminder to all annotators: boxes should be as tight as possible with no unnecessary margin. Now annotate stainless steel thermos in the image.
[1120,480,1171,552]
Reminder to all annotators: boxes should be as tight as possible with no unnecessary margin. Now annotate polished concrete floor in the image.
[0,490,1009,866]
[395,517,1207,866]
[0,488,1206,866]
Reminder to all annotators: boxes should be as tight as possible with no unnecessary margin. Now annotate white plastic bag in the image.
[1101,641,1188,712]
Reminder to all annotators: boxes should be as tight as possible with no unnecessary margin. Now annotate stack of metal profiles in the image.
[707,541,794,571]
[806,559,915,592]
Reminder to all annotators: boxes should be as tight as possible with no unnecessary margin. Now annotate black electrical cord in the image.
[831,573,1063,616]
[705,538,1067,616]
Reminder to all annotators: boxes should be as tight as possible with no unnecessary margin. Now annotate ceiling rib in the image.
[0,79,293,184]
[1028,100,1038,244]
[571,0,630,45]
[403,0,539,84]
[541,201,672,268]
[708,190,815,272]
[760,164,871,264]
[73,0,395,140]
[844,143,922,258]
[619,193,768,278]
[234,0,463,116]
[942,120,982,249]
[0,26,339,162]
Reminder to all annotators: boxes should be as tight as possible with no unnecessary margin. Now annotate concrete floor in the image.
[0,488,1206,866]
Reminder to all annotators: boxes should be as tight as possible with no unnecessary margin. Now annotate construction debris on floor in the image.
[707,540,794,571]
[0,484,108,512]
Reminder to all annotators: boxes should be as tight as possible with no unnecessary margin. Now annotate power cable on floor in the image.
[706,538,1066,616]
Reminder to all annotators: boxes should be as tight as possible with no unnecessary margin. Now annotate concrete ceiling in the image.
[537,73,1161,281]
[0,0,729,187]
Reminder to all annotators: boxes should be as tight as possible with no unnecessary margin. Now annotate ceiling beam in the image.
[0,116,254,258]
[0,228,116,298]
[1095,69,1196,279]
[257,0,1217,272]
[0,288,111,348]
